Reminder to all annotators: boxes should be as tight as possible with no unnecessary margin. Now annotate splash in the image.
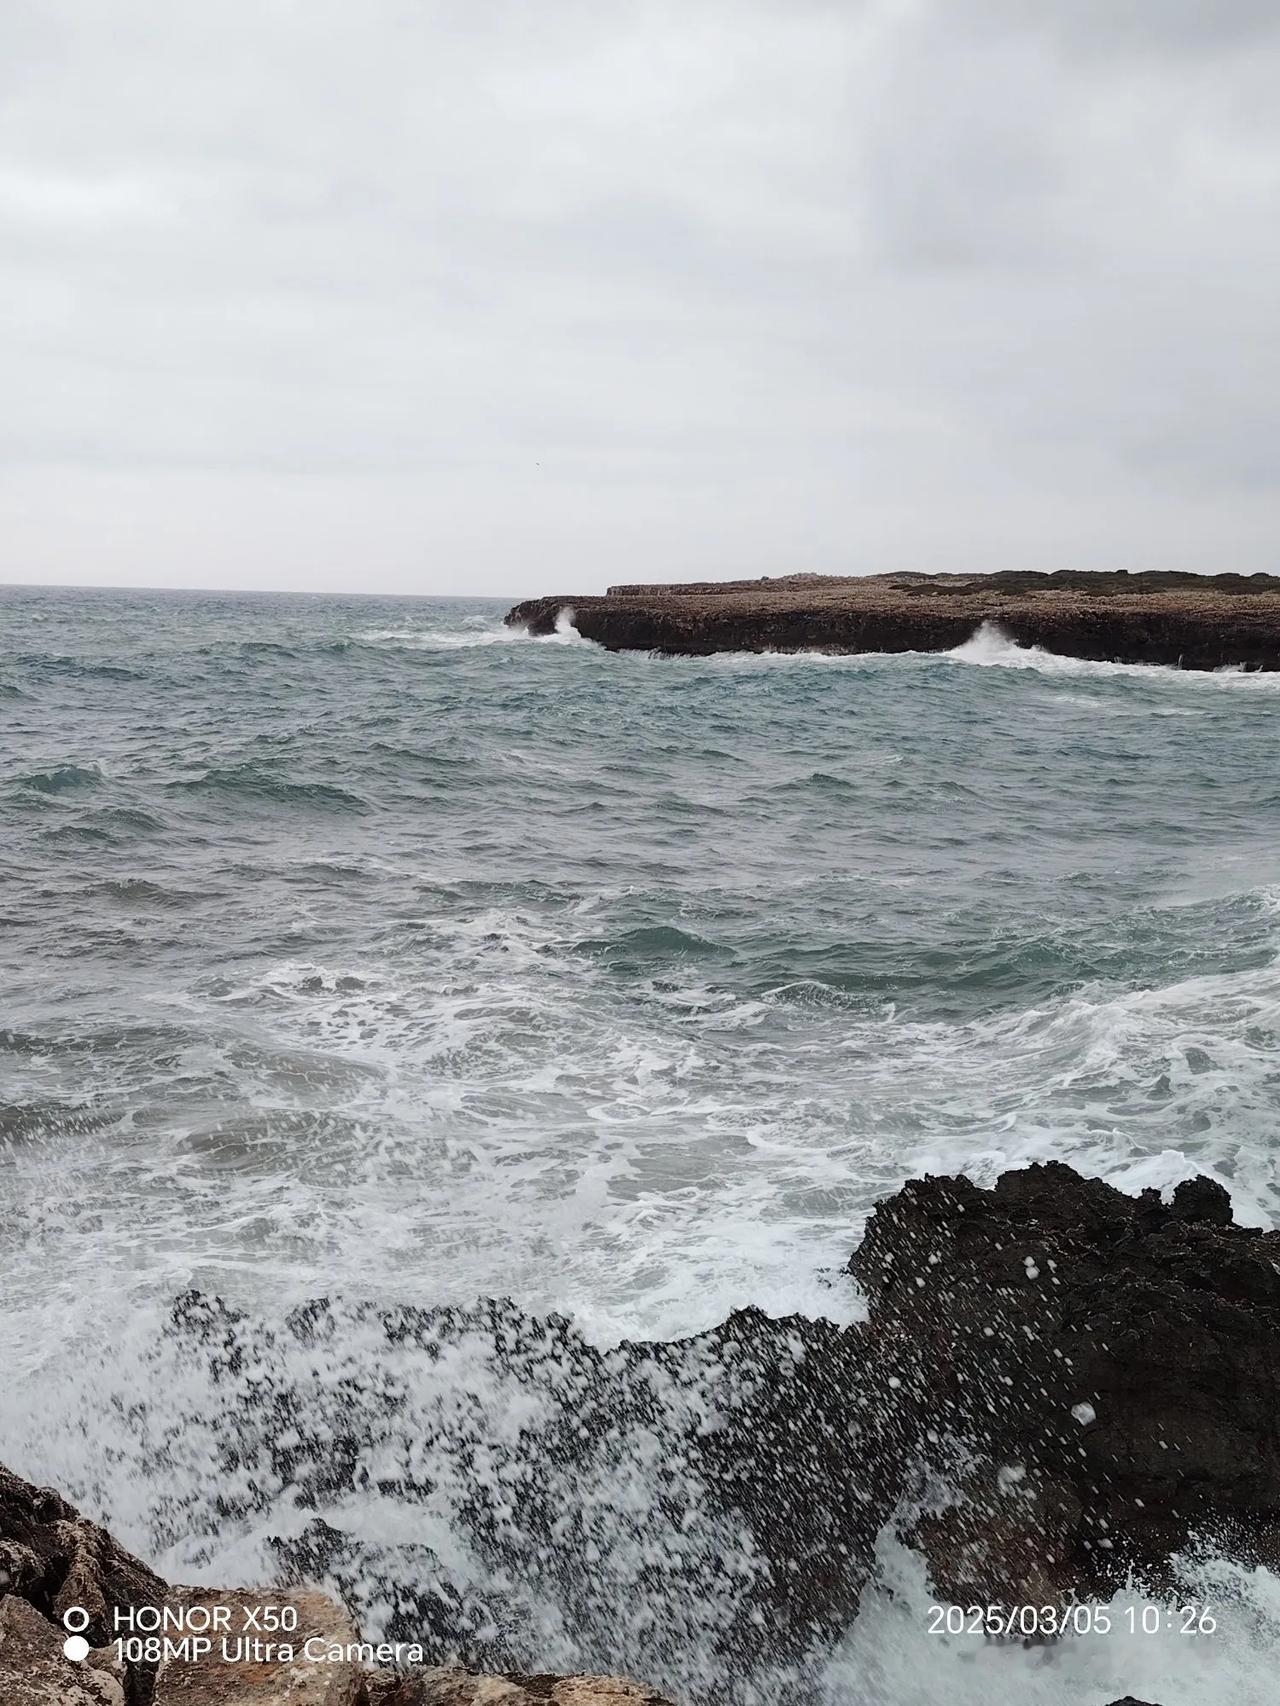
[357,608,584,649]
[949,620,1279,685]
[827,1532,1280,1706]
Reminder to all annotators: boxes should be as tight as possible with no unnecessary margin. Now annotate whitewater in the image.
[2,585,1278,1703]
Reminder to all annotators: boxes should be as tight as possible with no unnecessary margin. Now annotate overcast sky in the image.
[3,1,1278,596]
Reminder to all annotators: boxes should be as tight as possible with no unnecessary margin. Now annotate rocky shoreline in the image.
[7,1160,1275,1703]
[505,569,1280,668]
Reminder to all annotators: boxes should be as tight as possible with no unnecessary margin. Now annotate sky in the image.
[2,0,1279,597]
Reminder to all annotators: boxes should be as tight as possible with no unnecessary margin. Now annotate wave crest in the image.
[11,762,106,795]
[166,765,369,813]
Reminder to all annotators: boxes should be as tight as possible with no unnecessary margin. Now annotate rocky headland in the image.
[6,1160,1275,1703]
[505,569,1280,668]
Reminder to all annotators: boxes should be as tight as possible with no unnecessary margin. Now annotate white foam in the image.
[355,608,583,650]
[827,1531,1280,1706]
[4,875,1278,1390]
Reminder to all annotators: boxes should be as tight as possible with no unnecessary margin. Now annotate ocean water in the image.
[2,584,1278,1703]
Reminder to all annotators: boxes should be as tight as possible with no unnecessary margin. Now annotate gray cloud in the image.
[968,0,1280,59]
[1,0,1278,593]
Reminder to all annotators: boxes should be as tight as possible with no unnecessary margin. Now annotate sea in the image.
[2,584,1278,1703]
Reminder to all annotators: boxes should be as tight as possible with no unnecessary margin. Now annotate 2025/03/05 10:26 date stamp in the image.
[927,1603,1219,1638]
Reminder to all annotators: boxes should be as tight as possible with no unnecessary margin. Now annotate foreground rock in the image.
[853,1163,1280,1604]
[151,1587,363,1704]
[0,1460,165,1702]
[506,569,1280,668]
[2,1161,1272,1703]
[0,1594,124,1706]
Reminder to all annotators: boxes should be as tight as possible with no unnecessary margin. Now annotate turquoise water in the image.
[2,585,1278,1702]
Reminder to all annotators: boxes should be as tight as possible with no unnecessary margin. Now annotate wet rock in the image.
[851,1160,1280,1603]
[259,1300,902,1689]
[1170,1175,1232,1226]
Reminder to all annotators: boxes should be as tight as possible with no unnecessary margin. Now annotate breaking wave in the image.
[358,608,583,650]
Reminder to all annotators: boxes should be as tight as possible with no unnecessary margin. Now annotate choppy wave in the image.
[15,652,146,681]
[85,876,202,908]
[359,625,528,649]
[9,761,107,794]
[165,764,370,813]
[38,804,168,843]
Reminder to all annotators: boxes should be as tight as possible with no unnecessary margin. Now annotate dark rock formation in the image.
[505,569,1280,669]
[258,1298,904,1691]
[852,1161,1280,1605]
